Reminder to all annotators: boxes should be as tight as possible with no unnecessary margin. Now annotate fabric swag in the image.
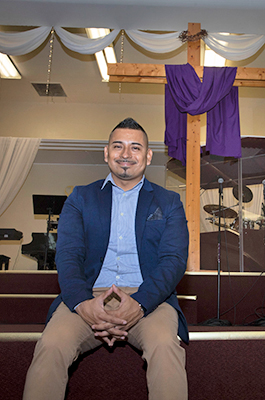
[165,64,241,165]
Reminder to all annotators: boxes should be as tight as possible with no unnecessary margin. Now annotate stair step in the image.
[0,295,56,324]
[0,271,59,294]
[0,294,197,325]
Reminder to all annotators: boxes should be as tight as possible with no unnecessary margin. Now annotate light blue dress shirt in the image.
[93,173,144,288]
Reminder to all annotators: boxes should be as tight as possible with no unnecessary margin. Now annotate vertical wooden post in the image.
[186,23,201,271]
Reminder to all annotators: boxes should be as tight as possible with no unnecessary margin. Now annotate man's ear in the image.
[104,146,109,163]
[147,148,153,166]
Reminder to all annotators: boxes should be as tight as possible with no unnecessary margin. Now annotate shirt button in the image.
[119,235,123,240]
[116,275,120,280]
[120,212,124,216]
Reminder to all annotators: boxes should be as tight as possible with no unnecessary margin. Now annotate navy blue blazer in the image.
[48,178,189,343]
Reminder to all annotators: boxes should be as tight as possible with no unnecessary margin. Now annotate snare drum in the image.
[243,219,256,229]
[230,216,257,230]
[242,211,259,229]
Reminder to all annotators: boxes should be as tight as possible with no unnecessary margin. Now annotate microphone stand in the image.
[217,177,223,320]
[260,179,265,248]
[201,177,231,326]
[43,207,52,270]
[261,179,265,217]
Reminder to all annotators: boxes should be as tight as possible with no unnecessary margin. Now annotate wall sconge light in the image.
[85,28,117,82]
[204,45,226,67]
[0,53,21,79]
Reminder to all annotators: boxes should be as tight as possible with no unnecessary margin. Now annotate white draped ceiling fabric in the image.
[0,26,265,60]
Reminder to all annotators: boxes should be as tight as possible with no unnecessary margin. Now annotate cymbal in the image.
[203,204,238,219]
[232,185,253,203]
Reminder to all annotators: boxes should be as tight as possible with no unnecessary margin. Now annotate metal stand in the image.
[32,195,67,270]
[262,180,265,219]
[43,207,52,270]
[201,177,231,326]
[217,178,223,320]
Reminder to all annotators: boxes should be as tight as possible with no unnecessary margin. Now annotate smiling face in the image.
[104,128,153,191]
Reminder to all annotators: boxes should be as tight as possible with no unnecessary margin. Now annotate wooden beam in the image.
[186,22,201,271]
[108,63,166,78]
[108,64,265,87]
[186,114,201,271]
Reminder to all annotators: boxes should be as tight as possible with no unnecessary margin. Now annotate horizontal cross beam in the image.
[108,63,265,87]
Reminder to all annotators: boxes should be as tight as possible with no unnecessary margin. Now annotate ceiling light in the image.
[85,28,117,82]
[0,53,21,79]
[204,45,226,67]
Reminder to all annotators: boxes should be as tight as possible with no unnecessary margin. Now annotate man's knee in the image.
[34,326,81,366]
[140,322,180,357]
[150,330,179,350]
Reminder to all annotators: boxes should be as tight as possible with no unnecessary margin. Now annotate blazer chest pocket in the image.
[145,219,166,243]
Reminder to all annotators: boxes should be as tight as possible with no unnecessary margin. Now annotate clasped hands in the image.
[75,284,144,347]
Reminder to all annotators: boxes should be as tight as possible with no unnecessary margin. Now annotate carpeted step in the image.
[1,329,265,400]
[0,271,59,294]
[0,295,55,324]
[0,294,197,325]
[0,272,198,324]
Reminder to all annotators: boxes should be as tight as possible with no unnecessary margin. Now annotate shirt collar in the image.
[101,172,145,192]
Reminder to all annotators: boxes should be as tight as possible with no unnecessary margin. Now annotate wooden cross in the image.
[108,23,265,271]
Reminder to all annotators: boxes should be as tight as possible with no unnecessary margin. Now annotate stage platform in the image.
[1,270,265,399]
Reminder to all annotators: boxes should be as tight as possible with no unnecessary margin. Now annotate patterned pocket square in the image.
[147,207,163,221]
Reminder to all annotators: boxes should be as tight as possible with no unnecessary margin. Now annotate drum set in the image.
[204,185,265,233]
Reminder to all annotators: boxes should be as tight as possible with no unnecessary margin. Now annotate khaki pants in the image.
[23,287,187,400]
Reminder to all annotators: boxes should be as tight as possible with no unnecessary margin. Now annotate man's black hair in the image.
[111,117,146,133]
[110,117,148,146]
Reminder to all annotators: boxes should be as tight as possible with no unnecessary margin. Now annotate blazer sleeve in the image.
[55,187,92,311]
[131,191,189,315]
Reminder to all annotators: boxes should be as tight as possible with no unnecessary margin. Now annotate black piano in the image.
[22,232,57,270]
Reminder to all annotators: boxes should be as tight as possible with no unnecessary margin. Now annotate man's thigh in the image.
[41,302,102,357]
[127,302,180,352]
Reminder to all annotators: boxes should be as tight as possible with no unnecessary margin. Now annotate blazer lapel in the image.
[97,181,112,250]
[135,179,154,255]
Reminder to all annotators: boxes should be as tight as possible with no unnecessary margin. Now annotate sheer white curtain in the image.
[125,30,183,53]
[1,26,265,61]
[0,26,121,56]
[204,32,265,61]
[129,30,265,59]
[55,27,120,54]
[0,138,40,216]
[0,27,51,55]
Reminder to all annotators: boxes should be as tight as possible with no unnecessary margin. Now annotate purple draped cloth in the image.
[165,64,241,165]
